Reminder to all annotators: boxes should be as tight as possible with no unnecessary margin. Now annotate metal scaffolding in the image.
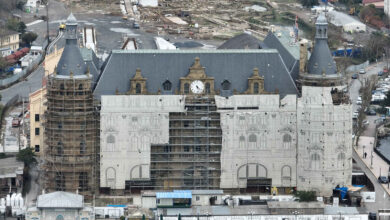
[127,96,222,192]
[43,75,99,200]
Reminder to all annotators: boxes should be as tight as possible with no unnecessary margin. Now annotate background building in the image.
[26,191,94,220]
[0,29,19,57]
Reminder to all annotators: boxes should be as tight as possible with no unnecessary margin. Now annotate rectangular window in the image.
[35,128,40,135]
[35,114,40,122]
[196,196,200,201]
[35,145,40,152]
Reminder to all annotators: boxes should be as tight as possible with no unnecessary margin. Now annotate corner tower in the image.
[298,13,343,87]
[44,13,98,200]
[296,13,352,196]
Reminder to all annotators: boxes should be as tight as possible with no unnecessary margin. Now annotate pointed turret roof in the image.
[66,12,77,25]
[56,13,87,76]
[307,13,337,76]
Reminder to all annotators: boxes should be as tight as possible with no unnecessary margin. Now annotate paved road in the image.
[353,150,390,211]
[0,65,44,104]
[348,61,390,211]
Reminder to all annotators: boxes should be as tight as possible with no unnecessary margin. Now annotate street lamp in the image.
[371,150,374,169]
[363,145,366,158]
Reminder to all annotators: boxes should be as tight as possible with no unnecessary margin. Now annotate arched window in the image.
[80,141,86,154]
[239,136,245,148]
[57,142,63,155]
[184,83,190,94]
[281,165,291,178]
[310,153,321,170]
[254,82,259,94]
[221,80,231,90]
[78,84,83,90]
[337,152,346,168]
[318,28,322,36]
[163,80,172,91]
[249,134,257,148]
[56,215,64,220]
[283,134,292,149]
[205,83,211,94]
[79,172,88,192]
[135,83,141,94]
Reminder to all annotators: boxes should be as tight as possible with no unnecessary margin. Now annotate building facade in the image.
[98,14,351,196]
[26,191,94,220]
[0,29,19,56]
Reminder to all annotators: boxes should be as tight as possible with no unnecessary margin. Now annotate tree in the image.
[0,57,8,71]
[6,18,19,32]
[21,32,38,45]
[18,22,26,33]
[16,148,37,166]
[300,0,319,7]
[355,75,377,144]
[295,191,317,202]
[16,1,25,10]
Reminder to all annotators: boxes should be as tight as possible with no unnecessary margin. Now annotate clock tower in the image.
[180,57,215,95]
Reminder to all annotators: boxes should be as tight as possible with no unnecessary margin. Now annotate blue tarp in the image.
[156,190,192,199]
[335,187,348,199]
[107,205,126,207]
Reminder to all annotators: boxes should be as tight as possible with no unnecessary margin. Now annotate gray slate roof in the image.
[80,47,100,85]
[94,50,298,98]
[0,157,24,178]
[57,13,88,76]
[263,31,299,81]
[307,15,337,76]
[218,33,265,49]
[66,13,77,25]
[57,39,88,76]
[37,191,83,208]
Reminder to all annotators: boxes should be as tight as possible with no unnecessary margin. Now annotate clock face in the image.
[190,80,204,94]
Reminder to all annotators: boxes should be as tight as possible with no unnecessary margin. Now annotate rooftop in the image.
[37,191,83,208]
[156,190,192,199]
[0,29,19,38]
[267,201,325,209]
[94,49,298,98]
[218,33,265,49]
[0,157,24,178]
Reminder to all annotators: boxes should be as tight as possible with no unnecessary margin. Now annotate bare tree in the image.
[355,75,377,144]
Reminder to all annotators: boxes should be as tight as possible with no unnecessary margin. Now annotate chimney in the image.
[299,39,308,74]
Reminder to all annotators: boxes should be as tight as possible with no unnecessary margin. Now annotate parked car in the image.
[366,109,376,115]
[11,118,20,127]
[363,120,369,126]
[133,22,140,29]
[352,111,359,119]
[352,73,358,79]
[378,176,389,183]
[378,71,384,76]
[359,68,366,74]
[369,212,376,220]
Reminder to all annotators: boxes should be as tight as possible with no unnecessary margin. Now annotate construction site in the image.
[43,73,99,199]
[148,96,222,191]
[135,0,312,41]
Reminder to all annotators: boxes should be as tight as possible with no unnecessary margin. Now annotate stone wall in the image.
[297,86,352,196]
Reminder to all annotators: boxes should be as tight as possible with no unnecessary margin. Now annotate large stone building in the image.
[97,14,352,196]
